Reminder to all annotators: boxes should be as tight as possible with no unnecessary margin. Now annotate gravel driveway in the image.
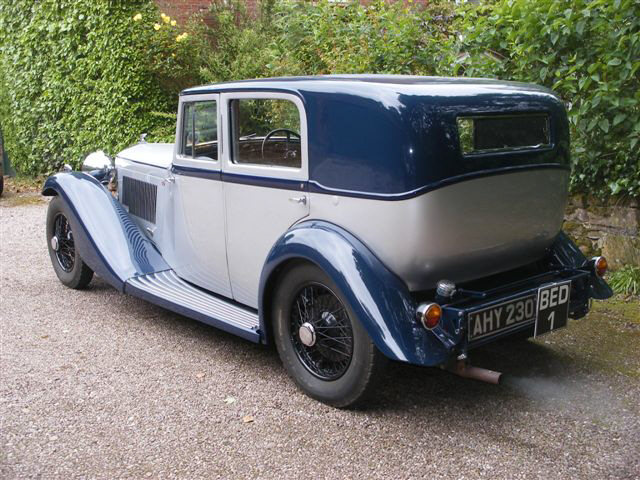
[1,200,639,479]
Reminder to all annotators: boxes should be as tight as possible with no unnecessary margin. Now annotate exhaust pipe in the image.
[446,359,502,385]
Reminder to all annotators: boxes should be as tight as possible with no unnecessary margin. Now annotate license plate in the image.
[467,280,572,341]
[468,294,537,341]
[534,280,571,338]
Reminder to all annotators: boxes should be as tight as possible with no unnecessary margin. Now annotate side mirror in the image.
[82,150,114,184]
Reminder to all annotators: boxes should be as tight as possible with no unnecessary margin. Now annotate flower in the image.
[153,23,161,31]
[176,32,188,42]
[170,20,176,26]
[133,13,142,21]
[162,14,170,24]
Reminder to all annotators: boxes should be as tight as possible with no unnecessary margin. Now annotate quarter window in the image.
[230,98,301,168]
[181,101,218,161]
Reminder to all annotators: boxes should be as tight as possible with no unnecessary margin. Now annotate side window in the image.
[230,98,301,168]
[181,100,218,161]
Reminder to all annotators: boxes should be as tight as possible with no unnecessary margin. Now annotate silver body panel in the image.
[310,168,569,291]
[172,174,233,297]
[224,182,309,307]
[118,143,173,169]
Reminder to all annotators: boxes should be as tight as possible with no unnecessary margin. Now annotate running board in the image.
[125,270,260,342]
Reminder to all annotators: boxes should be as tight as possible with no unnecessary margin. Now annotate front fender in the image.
[42,172,168,291]
[259,221,453,366]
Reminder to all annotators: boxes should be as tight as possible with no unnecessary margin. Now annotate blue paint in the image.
[172,166,306,192]
[182,75,570,196]
[172,165,221,180]
[42,172,169,291]
[259,220,456,366]
[175,160,568,201]
[222,172,306,191]
[308,163,569,200]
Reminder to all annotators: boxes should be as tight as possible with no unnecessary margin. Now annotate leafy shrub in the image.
[0,0,198,174]
[1,0,637,201]
[197,0,457,83]
[454,0,640,198]
[608,266,640,296]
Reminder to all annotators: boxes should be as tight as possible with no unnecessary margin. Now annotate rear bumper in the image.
[440,267,592,351]
[417,231,613,363]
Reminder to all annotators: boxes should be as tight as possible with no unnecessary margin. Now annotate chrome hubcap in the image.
[298,322,316,347]
[50,235,59,252]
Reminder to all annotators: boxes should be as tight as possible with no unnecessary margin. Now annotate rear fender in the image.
[550,231,613,299]
[42,172,168,291]
[259,221,454,366]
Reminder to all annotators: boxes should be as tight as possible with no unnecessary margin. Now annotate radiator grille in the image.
[121,176,157,223]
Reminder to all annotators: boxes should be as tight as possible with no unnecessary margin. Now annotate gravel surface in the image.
[1,200,639,479]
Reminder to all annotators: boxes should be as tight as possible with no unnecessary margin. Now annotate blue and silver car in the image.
[43,75,612,407]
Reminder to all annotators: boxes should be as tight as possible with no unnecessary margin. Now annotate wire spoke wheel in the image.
[53,213,75,272]
[290,283,354,380]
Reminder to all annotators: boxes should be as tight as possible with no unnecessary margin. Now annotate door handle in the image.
[289,195,307,205]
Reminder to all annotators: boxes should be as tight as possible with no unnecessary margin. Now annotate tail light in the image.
[592,256,608,277]
[416,303,442,329]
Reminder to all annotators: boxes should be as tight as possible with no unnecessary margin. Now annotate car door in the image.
[170,93,233,298]
[220,92,310,308]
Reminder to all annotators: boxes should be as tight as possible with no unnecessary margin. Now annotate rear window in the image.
[457,114,550,155]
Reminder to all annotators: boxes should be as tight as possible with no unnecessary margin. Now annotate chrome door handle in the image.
[289,195,307,205]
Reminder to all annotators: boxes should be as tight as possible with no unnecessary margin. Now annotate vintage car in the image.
[43,75,612,407]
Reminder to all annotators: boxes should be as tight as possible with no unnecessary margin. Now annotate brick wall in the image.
[154,0,213,24]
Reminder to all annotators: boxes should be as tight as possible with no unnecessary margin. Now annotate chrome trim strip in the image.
[127,270,258,330]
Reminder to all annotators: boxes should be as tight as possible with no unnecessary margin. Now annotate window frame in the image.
[220,92,308,181]
[174,93,221,170]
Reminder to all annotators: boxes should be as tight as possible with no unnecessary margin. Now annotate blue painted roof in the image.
[182,75,569,198]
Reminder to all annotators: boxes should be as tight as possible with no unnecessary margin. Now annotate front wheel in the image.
[46,196,94,289]
[272,263,386,408]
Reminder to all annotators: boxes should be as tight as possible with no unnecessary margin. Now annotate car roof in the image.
[180,74,550,96]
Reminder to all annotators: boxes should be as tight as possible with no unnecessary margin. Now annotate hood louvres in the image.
[121,176,157,224]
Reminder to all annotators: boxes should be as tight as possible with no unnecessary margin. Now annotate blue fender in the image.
[258,221,455,366]
[550,231,613,300]
[42,172,168,291]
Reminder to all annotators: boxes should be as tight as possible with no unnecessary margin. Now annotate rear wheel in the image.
[272,263,386,408]
[46,196,93,289]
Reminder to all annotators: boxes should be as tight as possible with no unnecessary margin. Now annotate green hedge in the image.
[1,0,637,199]
[0,0,197,174]
[455,0,640,198]
[197,0,639,198]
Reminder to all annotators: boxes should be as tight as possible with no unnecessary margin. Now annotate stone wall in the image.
[564,196,640,269]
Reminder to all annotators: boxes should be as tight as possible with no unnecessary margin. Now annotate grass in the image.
[607,266,640,296]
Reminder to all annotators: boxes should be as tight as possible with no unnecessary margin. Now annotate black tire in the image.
[272,263,386,408]
[46,196,94,289]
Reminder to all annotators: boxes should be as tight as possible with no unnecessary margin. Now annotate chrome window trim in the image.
[220,92,309,181]
[174,93,221,171]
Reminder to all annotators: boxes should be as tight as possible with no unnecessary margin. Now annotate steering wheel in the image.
[261,128,301,160]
